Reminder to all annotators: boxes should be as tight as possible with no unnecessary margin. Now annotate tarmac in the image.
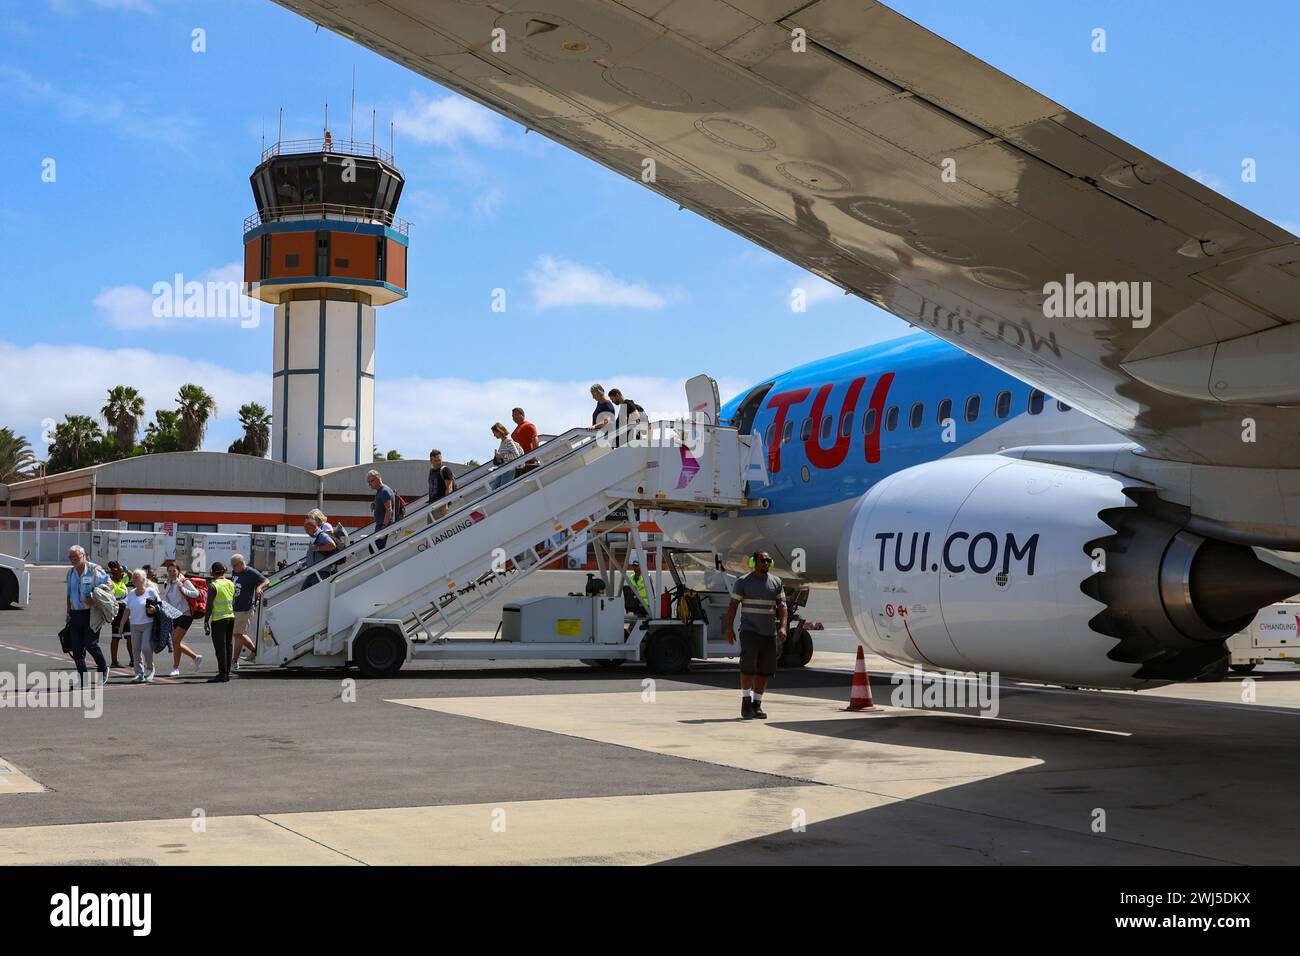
[2,565,1299,865]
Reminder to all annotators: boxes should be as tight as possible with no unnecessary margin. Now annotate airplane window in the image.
[995,391,1012,419]
[885,405,900,431]
[820,415,833,441]
[965,395,981,422]
[839,411,853,438]
[783,420,794,444]
[909,402,924,429]
[936,398,952,426]
[862,408,877,434]
[1057,400,1072,412]
[800,417,813,441]
[764,423,775,447]
[1028,390,1045,415]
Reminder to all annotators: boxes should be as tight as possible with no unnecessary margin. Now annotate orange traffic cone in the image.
[844,645,878,711]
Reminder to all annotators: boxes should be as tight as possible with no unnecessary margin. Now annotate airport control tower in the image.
[243,134,408,470]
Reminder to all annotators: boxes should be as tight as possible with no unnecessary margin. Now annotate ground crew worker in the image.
[203,562,237,683]
[107,561,133,670]
[628,559,649,612]
[725,551,787,720]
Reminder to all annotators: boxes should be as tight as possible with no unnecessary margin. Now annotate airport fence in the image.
[0,518,120,565]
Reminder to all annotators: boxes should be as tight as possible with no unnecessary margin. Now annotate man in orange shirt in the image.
[511,407,538,454]
[511,407,541,473]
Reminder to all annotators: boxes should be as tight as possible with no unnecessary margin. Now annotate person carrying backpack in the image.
[160,559,203,678]
[366,468,396,550]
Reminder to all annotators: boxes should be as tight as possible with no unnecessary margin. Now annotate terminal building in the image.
[0,453,441,535]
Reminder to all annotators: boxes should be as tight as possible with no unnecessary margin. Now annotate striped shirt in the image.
[730,571,785,637]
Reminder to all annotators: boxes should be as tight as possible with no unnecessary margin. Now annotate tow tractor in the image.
[1227,600,1300,674]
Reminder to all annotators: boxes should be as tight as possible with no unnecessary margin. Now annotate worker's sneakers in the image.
[751,700,767,720]
[741,697,754,720]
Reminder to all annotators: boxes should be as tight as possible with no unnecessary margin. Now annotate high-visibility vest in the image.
[630,572,649,608]
[208,578,235,621]
[111,578,128,599]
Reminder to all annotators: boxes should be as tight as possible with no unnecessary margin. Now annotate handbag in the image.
[145,597,159,618]
[154,595,185,620]
[58,625,71,654]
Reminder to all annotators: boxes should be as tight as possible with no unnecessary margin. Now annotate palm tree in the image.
[142,409,182,454]
[0,428,37,482]
[175,384,218,451]
[236,402,271,458]
[47,415,103,474]
[101,385,146,453]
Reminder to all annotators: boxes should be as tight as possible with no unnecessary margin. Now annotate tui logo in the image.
[676,445,700,489]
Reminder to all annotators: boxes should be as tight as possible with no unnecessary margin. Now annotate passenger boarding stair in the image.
[253,420,763,669]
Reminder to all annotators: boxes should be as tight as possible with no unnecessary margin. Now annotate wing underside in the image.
[273,0,1300,469]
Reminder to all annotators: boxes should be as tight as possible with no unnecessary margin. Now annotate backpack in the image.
[395,494,407,520]
[330,524,350,549]
[186,576,208,616]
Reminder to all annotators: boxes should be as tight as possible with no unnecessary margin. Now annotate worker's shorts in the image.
[739,629,778,677]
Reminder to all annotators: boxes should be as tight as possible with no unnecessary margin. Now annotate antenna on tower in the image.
[261,115,265,152]
[390,119,394,159]
[324,100,329,136]
[371,109,376,152]
[350,65,356,145]
[278,107,283,146]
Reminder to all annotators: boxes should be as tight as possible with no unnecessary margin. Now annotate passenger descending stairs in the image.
[253,421,759,668]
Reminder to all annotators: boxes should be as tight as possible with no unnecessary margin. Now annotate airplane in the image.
[273,0,1300,689]
[669,333,1121,585]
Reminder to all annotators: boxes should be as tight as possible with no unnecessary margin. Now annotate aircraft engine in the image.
[837,455,1300,688]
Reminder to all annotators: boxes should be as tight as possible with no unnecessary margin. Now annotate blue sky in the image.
[2,0,1296,461]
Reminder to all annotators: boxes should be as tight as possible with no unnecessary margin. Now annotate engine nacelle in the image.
[837,455,1299,689]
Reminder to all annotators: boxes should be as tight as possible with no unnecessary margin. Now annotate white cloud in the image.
[0,341,268,454]
[787,272,846,310]
[0,65,193,145]
[394,92,506,148]
[94,261,268,331]
[375,374,748,463]
[527,255,679,311]
[472,185,505,219]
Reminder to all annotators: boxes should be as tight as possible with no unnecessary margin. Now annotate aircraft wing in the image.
[274,0,1300,469]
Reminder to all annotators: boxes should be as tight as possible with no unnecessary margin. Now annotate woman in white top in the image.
[159,561,203,678]
[124,570,161,683]
[490,423,523,490]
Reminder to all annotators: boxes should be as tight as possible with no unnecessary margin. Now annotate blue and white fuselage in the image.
[662,333,1119,582]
